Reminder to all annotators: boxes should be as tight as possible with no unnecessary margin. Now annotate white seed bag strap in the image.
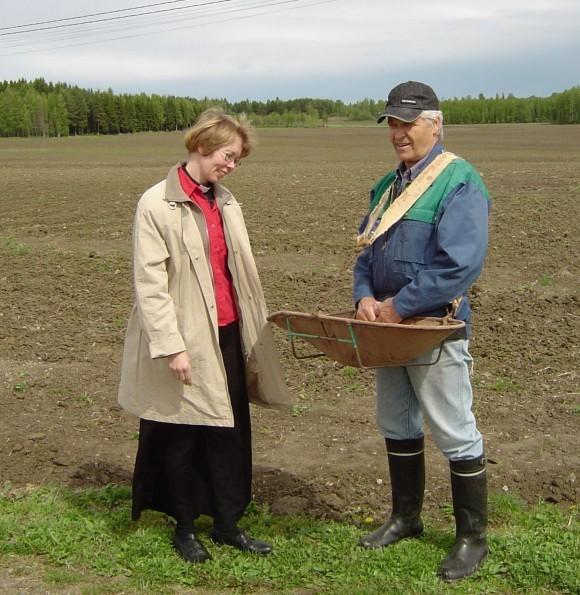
[356,151,458,249]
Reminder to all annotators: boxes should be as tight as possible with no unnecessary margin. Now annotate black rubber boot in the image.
[438,457,488,581]
[359,437,425,548]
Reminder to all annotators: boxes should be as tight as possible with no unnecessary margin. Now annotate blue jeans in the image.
[376,339,483,461]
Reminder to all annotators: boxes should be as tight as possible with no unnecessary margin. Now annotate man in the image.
[353,81,490,581]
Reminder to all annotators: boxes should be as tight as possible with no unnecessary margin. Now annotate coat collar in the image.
[164,163,237,209]
[396,142,445,183]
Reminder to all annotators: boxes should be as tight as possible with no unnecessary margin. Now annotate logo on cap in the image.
[376,81,440,123]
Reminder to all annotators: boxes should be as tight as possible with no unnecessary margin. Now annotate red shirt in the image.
[178,166,239,326]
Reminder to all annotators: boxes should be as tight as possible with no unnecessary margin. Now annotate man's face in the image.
[387,116,440,168]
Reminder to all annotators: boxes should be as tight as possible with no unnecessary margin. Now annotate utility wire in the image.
[0,0,270,49]
[0,1,244,48]
[0,0,234,37]
[0,0,198,31]
[0,0,338,56]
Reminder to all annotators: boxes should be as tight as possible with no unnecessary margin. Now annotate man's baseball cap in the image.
[377,81,439,123]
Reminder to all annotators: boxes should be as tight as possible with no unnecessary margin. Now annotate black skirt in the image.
[131,322,252,528]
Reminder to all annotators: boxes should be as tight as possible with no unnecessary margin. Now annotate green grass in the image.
[290,404,309,417]
[342,366,366,392]
[475,375,519,393]
[488,377,519,392]
[74,392,94,406]
[1,236,29,256]
[0,485,577,594]
[9,372,30,394]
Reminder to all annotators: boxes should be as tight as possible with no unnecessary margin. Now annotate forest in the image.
[0,78,578,137]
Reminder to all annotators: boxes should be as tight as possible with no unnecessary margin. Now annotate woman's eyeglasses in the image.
[221,150,241,166]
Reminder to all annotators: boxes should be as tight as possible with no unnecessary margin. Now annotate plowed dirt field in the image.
[1,124,578,523]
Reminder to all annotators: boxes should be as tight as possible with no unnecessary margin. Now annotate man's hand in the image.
[356,297,403,323]
[167,351,193,385]
[375,297,403,323]
[356,297,380,321]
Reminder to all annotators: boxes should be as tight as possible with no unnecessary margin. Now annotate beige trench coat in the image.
[118,164,291,427]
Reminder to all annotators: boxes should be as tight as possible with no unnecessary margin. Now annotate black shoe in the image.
[359,515,423,549]
[172,531,211,563]
[211,529,272,555]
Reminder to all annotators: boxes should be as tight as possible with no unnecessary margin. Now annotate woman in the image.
[118,108,290,563]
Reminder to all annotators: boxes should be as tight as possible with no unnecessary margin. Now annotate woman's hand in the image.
[167,351,193,385]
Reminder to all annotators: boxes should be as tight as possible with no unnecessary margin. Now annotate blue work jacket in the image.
[353,143,490,335]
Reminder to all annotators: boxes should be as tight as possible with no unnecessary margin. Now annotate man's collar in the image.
[396,143,444,182]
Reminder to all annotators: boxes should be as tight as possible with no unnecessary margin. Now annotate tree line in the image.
[0,78,578,138]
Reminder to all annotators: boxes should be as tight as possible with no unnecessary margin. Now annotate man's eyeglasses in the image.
[221,150,241,166]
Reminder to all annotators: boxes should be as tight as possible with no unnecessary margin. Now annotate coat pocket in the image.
[393,220,433,266]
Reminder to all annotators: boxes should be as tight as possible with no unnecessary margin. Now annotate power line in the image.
[0,0,339,57]
[0,0,196,31]
[0,0,234,37]
[0,1,240,48]
[0,0,269,48]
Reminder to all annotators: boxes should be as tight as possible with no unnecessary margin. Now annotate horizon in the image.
[2,77,575,104]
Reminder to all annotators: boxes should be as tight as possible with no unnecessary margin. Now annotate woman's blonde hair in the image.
[184,107,255,158]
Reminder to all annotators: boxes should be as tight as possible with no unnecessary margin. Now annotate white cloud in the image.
[35,51,187,84]
[1,0,578,98]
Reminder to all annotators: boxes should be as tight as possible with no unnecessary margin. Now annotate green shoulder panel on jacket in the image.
[369,171,397,209]
[405,158,490,224]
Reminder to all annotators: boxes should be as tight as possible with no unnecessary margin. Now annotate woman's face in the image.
[197,134,243,185]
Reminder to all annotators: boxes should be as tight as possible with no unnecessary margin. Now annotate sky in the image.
[1,0,579,102]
